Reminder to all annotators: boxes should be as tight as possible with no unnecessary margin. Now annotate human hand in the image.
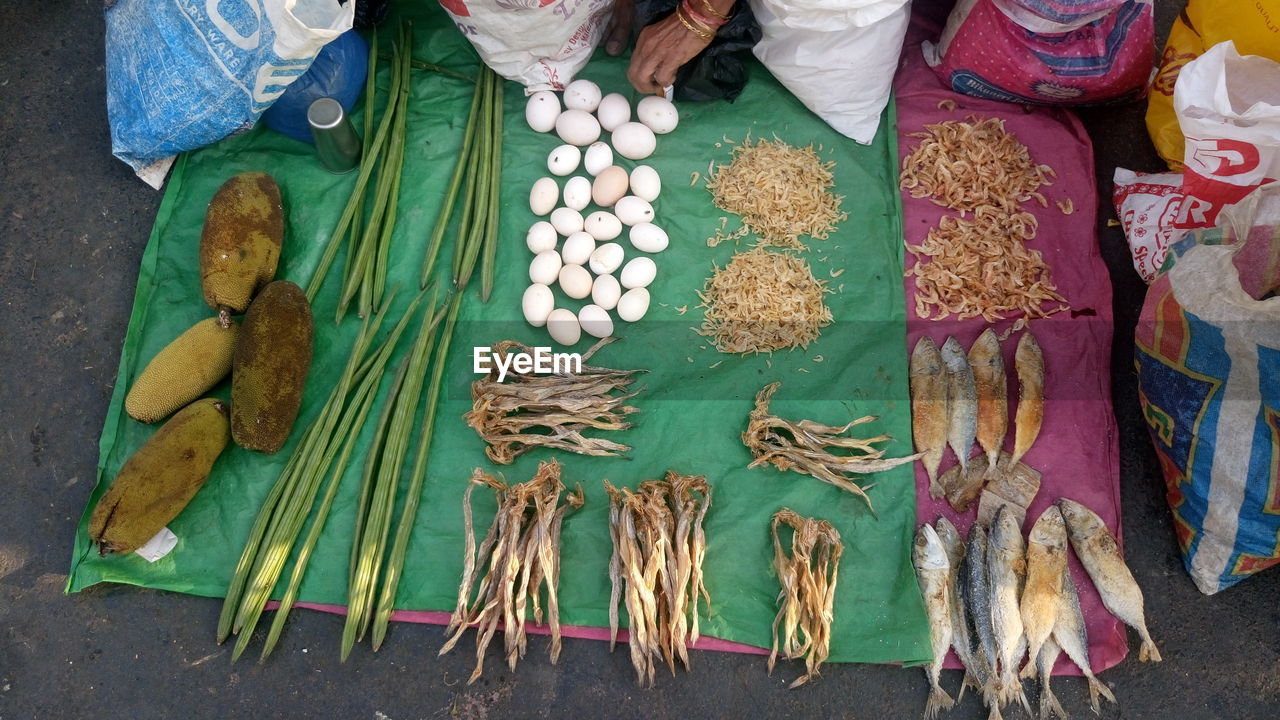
[604,0,635,56]
[626,12,713,95]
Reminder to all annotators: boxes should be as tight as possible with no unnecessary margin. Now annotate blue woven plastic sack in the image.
[104,0,353,178]
[1136,182,1280,595]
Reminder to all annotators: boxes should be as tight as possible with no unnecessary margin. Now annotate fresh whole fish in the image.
[1020,506,1067,677]
[962,524,1001,713]
[1034,636,1068,720]
[935,517,980,699]
[911,337,951,499]
[1057,497,1161,662]
[969,329,1008,477]
[941,337,978,471]
[1052,572,1117,714]
[1009,332,1044,469]
[914,524,956,720]
[988,504,1030,713]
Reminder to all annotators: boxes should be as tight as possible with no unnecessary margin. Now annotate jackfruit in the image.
[125,318,239,423]
[231,280,313,453]
[200,172,284,326]
[90,398,230,555]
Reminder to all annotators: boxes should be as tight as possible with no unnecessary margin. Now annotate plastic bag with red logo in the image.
[1112,168,1186,282]
[439,0,615,91]
[1173,41,1280,229]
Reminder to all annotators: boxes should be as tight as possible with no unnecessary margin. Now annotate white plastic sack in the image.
[1174,41,1280,229]
[1112,168,1186,282]
[748,0,910,144]
[105,0,354,187]
[441,0,615,92]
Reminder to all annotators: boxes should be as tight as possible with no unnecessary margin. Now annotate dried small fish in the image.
[466,339,643,464]
[942,337,978,471]
[1053,572,1118,714]
[769,509,843,689]
[744,382,920,512]
[961,525,1001,713]
[914,524,956,719]
[936,517,984,701]
[1034,637,1069,720]
[969,329,1008,476]
[1057,498,1161,662]
[988,505,1030,714]
[911,337,950,498]
[440,461,584,683]
[605,473,713,687]
[1009,332,1044,469]
[1020,507,1067,678]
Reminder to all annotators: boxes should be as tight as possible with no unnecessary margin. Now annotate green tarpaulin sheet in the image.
[69,5,930,666]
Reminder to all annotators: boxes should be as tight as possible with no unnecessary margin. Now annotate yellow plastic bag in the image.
[1145,0,1280,169]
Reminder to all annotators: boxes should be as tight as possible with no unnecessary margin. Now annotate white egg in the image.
[562,176,592,211]
[611,122,656,160]
[526,221,558,253]
[584,211,623,241]
[561,231,596,266]
[636,96,679,134]
[558,264,593,299]
[555,109,601,146]
[620,257,656,288]
[529,250,562,285]
[583,142,614,176]
[563,79,602,112]
[591,273,622,310]
[578,304,614,338]
[529,177,559,216]
[550,207,584,236]
[547,144,581,176]
[629,165,661,202]
[588,242,624,275]
[596,93,631,132]
[522,284,555,327]
[592,166,630,207]
[628,222,669,253]
[614,196,655,226]
[546,308,581,345]
[525,91,560,133]
[616,288,651,322]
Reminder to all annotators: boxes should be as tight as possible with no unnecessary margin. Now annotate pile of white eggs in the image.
[522,79,679,346]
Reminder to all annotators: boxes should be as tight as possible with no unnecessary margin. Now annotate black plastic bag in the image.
[632,0,761,102]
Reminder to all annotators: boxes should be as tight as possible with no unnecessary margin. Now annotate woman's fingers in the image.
[626,15,713,95]
[604,0,634,55]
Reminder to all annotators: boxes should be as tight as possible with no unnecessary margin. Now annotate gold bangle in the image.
[700,0,732,21]
[675,6,714,39]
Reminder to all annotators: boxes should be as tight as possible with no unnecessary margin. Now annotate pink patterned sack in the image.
[924,0,1154,105]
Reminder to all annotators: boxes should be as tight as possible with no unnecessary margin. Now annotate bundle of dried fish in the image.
[769,508,843,688]
[744,382,919,511]
[698,248,832,354]
[707,136,847,249]
[913,523,956,719]
[465,339,643,464]
[605,472,713,687]
[439,461,584,683]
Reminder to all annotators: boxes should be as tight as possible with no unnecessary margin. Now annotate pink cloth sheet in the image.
[895,9,1128,675]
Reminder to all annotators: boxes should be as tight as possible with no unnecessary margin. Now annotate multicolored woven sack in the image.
[1135,182,1280,594]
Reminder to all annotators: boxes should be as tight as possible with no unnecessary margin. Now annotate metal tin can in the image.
[307,97,361,174]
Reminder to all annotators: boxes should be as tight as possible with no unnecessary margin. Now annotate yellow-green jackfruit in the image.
[231,280,313,453]
[200,172,284,325]
[125,318,239,423]
[90,398,230,555]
